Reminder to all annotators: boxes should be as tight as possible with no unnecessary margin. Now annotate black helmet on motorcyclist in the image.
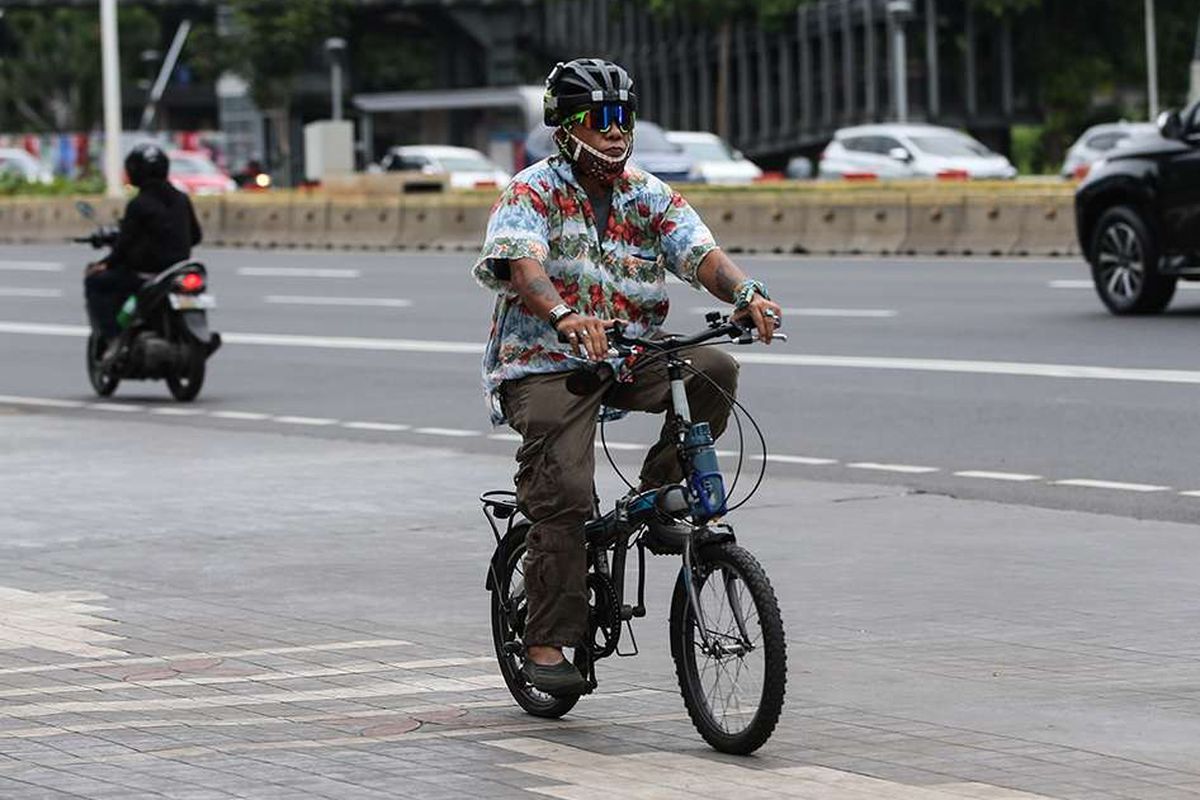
[125,143,168,188]
[544,58,638,183]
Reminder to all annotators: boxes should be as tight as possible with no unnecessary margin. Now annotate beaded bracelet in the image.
[733,278,770,310]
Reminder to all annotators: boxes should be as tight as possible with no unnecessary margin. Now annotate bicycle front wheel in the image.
[669,543,786,754]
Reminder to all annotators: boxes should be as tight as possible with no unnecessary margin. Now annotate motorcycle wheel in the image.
[166,342,205,402]
[86,332,119,397]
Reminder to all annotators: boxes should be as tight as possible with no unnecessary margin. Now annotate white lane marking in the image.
[264,295,412,308]
[412,426,481,437]
[596,441,644,451]
[0,261,63,272]
[0,639,412,678]
[221,331,483,354]
[848,462,940,474]
[954,470,1043,482]
[87,403,142,413]
[149,407,205,416]
[733,352,1200,386]
[0,675,506,718]
[0,287,62,298]
[341,421,411,432]
[0,395,85,409]
[1050,278,1200,290]
[0,393,1187,498]
[1053,479,1170,493]
[9,320,1200,388]
[237,267,360,278]
[755,453,838,465]
[210,410,270,421]
[273,415,338,426]
[691,307,897,318]
[0,656,498,701]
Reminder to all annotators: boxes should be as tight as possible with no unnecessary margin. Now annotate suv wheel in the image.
[1089,206,1176,315]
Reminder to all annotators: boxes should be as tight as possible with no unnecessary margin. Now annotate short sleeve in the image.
[655,190,718,289]
[471,180,552,293]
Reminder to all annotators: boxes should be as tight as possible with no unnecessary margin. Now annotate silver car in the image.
[818,123,1017,180]
[1060,122,1158,179]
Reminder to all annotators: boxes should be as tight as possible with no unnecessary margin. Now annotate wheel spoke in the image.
[689,562,765,735]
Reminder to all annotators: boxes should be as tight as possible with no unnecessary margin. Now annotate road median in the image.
[8,181,1080,257]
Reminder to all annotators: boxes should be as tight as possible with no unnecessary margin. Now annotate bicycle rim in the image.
[671,543,786,753]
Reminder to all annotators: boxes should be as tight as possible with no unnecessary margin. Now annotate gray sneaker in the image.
[520,658,587,697]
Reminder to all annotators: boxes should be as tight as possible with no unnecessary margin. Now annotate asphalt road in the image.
[2,243,1200,523]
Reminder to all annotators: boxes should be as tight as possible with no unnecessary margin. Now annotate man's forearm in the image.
[696,249,748,304]
[509,258,567,322]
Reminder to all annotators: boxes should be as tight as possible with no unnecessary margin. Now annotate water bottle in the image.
[682,422,727,520]
[116,295,137,329]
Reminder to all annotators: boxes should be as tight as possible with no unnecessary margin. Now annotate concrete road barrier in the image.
[434,197,492,251]
[326,200,405,249]
[0,185,1082,256]
[847,199,909,255]
[954,196,1023,256]
[288,200,331,249]
[798,195,856,254]
[901,197,967,255]
[192,199,223,247]
[1012,196,1077,257]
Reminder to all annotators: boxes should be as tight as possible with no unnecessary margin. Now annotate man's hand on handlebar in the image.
[556,314,615,361]
[732,293,784,344]
[84,261,107,278]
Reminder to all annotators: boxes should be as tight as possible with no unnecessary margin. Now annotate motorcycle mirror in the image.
[75,201,96,220]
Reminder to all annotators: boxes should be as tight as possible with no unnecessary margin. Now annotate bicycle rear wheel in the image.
[670,542,786,754]
[490,523,580,718]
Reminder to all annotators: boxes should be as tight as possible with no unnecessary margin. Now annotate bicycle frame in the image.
[484,315,783,690]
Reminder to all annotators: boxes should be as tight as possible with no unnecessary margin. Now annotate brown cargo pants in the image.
[500,345,738,648]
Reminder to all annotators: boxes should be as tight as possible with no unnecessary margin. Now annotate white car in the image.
[1060,121,1158,179]
[666,131,763,184]
[0,148,52,184]
[818,123,1017,180]
[377,145,510,189]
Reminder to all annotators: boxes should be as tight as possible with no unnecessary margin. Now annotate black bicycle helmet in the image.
[543,58,638,127]
[125,143,168,187]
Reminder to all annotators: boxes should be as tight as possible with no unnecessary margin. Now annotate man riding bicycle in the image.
[473,57,783,697]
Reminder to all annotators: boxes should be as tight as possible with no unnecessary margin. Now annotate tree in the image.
[993,0,1198,170]
[217,0,349,183]
[0,8,159,132]
[645,0,812,139]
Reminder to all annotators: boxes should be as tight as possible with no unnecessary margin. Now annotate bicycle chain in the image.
[587,571,621,658]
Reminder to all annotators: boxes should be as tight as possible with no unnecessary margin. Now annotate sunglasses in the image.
[567,103,635,133]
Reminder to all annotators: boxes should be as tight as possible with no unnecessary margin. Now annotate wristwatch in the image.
[548,303,577,329]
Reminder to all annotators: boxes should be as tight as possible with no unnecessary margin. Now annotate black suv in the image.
[1075,99,1200,314]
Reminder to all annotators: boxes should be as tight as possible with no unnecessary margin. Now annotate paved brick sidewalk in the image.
[2,409,1199,798]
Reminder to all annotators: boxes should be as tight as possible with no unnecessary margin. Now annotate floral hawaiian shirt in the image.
[472,154,719,425]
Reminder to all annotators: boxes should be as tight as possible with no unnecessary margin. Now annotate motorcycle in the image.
[76,201,221,401]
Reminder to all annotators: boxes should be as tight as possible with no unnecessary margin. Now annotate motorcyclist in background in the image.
[83,143,203,353]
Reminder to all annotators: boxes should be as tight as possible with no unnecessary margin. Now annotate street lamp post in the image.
[324,37,347,121]
[99,0,123,199]
[887,0,914,122]
[1145,0,1159,120]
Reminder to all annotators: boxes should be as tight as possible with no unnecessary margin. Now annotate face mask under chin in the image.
[556,129,632,183]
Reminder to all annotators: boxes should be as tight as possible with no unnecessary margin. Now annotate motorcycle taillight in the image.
[176,272,205,293]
